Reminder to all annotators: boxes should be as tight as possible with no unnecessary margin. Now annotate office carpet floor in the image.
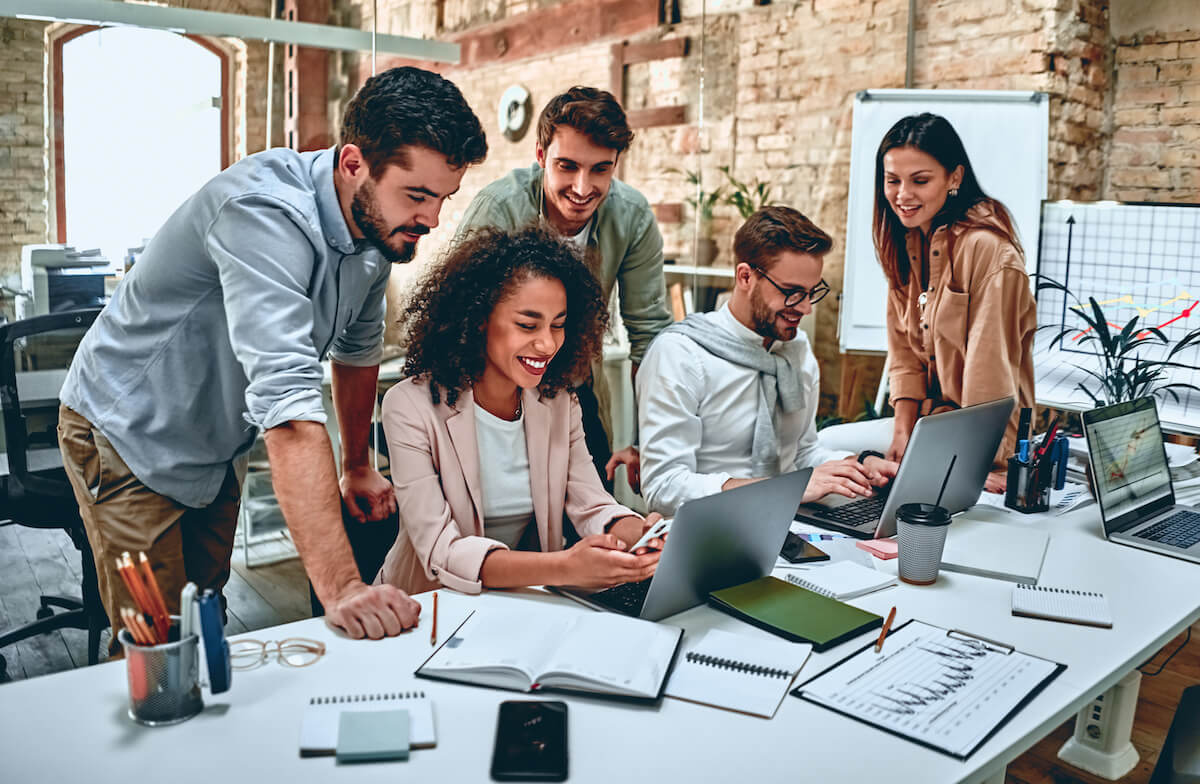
[0,520,1195,783]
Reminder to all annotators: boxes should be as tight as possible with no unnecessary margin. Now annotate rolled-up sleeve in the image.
[329,264,387,367]
[205,196,327,430]
[637,334,730,516]
[619,210,672,364]
[383,386,506,594]
[887,286,927,405]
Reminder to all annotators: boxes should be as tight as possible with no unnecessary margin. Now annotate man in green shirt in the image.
[455,87,671,492]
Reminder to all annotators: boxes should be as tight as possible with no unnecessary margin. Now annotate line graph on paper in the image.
[1034,201,1200,433]
[797,621,1060,758]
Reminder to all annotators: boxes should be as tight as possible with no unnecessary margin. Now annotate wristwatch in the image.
[857,450,885,465]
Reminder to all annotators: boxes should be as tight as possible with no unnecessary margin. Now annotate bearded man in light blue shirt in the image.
[58,67,487,649]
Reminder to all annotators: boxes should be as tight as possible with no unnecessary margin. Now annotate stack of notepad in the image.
[783,561,897,599]
[1011,584,1112,628]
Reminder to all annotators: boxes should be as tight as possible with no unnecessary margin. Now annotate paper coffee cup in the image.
[896,502,951,585]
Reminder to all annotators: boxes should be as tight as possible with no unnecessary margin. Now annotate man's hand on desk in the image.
[325,581,421,639]
[802,456,895,504]
[339,465,398,522]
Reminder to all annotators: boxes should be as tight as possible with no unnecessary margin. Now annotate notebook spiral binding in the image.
[785,572,836,597]
[685,651,790,678]
[310,691,426,705]
[1016,584,1102,597]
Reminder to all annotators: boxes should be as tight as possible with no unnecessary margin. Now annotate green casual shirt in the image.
[455,163,671,364]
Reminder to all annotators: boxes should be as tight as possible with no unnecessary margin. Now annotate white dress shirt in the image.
[637,305,850,515]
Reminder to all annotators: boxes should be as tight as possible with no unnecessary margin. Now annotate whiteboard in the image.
[839,89,1049,353]
[1034,200,1200,433]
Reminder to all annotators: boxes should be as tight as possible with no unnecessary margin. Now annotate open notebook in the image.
[665,629,811,718]
[416,607,683,701]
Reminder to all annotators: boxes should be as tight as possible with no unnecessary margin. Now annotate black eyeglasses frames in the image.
[748,265,830,308]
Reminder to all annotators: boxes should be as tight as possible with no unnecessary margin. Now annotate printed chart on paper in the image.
[797,621,1060,758]
[1034,201,1200,433]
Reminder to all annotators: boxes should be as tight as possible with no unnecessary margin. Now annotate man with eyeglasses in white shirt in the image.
[637,206,898,516]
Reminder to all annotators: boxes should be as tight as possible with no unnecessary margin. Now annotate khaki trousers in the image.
[57,405,241,655]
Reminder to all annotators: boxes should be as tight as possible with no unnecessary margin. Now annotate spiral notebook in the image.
[1011,584,1113,628]
[664,629,812,718]
[299,690,436,757]
[784,561,897,600]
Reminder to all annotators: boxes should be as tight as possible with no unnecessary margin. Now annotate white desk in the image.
[2,503,1197,783]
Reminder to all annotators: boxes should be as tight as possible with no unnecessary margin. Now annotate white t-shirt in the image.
[565,218,591,251]
[473,402,535,525]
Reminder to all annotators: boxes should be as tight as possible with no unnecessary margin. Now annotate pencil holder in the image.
[119,616,203,726]
[1004,457,1049,514]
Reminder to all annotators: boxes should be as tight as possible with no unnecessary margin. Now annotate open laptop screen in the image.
[1083,397,1174,533]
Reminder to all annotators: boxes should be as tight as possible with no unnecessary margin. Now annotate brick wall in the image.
[1109,29,1200,201]
[0,19,50,305]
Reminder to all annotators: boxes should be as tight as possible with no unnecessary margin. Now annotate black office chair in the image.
[0,308,107,682]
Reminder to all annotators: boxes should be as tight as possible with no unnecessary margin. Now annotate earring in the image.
[949,188,959,197]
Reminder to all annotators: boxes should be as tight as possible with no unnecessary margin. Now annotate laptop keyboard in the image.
[590,578,653,615]
[1135,510,1200,548]
[810,494,887,529]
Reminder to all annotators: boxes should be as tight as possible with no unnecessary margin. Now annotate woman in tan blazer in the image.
[377,225,661,595]
[873,113,1036,491]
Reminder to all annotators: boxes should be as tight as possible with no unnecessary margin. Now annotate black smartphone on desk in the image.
[491,700,568,782]
[780,531,830,563]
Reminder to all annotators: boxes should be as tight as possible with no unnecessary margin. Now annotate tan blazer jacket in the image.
[887,203,1036,469]
[376,378,637,595]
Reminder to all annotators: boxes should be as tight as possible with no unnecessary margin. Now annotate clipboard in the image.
[790,620,1066,760]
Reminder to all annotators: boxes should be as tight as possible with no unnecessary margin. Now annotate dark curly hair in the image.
[341,66,488,175]
[399,225,609,407]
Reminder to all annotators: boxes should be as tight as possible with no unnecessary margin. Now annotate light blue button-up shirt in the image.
[61,146,389,508]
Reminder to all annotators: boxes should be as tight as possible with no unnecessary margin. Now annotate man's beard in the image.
[350,180,428,263]
[749,284,798,343]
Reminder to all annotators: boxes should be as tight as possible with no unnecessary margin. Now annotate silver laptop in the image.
[552,469,811,621]
[795,397,1015,539]
[1083,397,1200,564]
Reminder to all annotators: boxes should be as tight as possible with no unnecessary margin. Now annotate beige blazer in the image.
[376,378,637,595]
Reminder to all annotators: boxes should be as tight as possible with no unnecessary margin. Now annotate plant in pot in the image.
[667,168,722,266]
[1037,276,1200,407]
[719,164,797,219]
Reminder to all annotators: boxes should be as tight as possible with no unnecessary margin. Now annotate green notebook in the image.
[708,576,883,652]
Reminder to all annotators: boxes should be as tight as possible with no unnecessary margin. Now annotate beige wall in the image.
[0,19,51,298]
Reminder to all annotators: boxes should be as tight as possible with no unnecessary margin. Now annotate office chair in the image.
[0,308,106,681]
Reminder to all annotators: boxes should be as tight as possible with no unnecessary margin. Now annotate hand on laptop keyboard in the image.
[803,456,898,504]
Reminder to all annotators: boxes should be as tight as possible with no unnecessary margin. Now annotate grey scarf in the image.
[661,314,805,476]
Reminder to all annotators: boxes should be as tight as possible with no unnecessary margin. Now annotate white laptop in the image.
[1082,397,1200,564]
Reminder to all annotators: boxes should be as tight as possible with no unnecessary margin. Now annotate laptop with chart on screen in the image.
[1082,397,1200,563]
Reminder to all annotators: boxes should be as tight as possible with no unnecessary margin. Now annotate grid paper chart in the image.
[1035,201,1200,432]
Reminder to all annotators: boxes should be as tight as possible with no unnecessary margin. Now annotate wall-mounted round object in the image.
[498,84,532,143]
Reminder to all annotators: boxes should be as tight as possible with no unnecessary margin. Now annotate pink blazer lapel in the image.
[523,387,556,552]
[444,388,484,530]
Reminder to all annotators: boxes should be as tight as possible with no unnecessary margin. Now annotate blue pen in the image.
[1054,436,1069,490]
[1018,439,1030,463]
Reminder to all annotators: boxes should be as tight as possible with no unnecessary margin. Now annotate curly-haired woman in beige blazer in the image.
[376,225,662,595]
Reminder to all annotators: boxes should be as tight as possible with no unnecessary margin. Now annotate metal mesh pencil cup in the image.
[118,618,203,726]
